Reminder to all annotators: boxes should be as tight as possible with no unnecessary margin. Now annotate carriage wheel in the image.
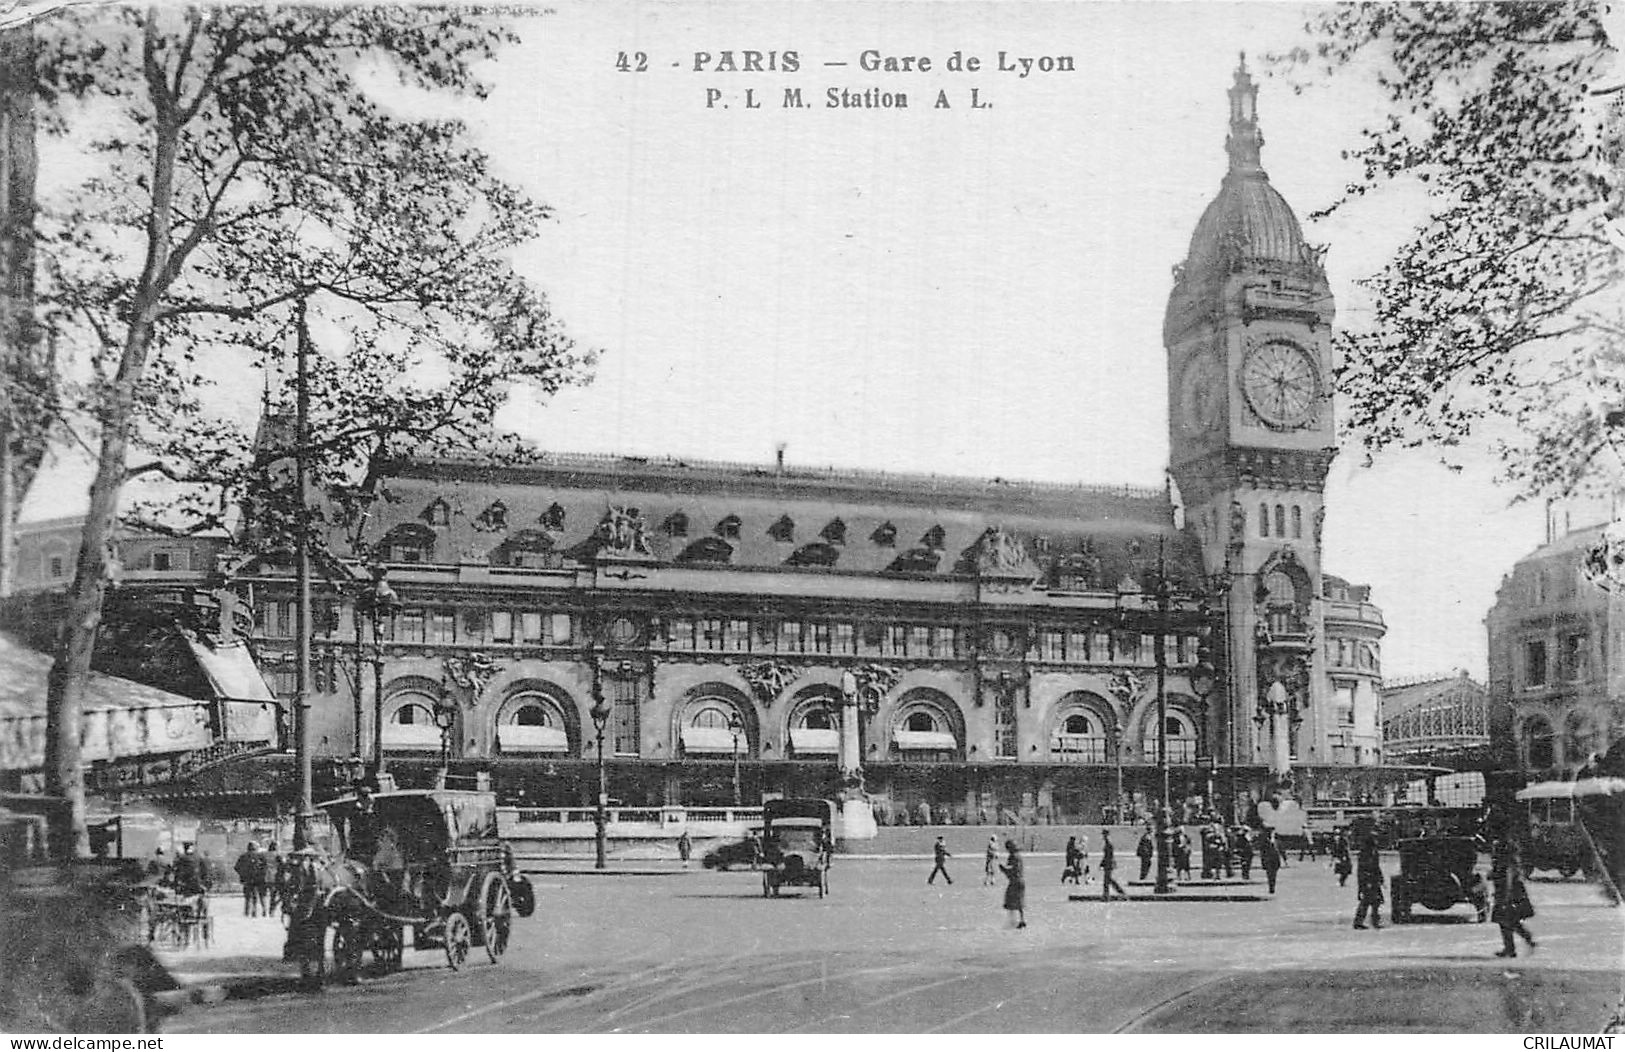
[443,911,472,971]
[478,873,514,964]
[371,926,405,974]
[332,922,364,985]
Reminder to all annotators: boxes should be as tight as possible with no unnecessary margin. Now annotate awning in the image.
[382,725,444,748]
[893,729,958,751]
[790,728,839,755]
[498,725,569,754]
[1516,777,1625,800]
[185,638,275,702]
[681,726,740,755]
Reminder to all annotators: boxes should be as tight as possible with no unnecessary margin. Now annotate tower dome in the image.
[1180,55,1322,279]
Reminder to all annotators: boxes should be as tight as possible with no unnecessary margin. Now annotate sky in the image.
[24,1,1560,681]
[474,1,1550,682]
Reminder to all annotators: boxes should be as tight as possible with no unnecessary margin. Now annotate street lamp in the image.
[727,711,745,807]
[431,691,456,790]
[356,568,399,781]
[1149,536,1177,895]
[587,642,611,871]
[1190,647,1218,818]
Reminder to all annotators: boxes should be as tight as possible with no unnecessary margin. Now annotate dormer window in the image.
[422,498,451,527]
[540,502,566,531]
[872,522,897,547]
[768,515,795,543]
[921,525,945,550]
[381,523,437,564]
[474,500,509,532]
[663,511,689,538]
[716,515,742,541]
[886,548,941,574]
[821,518,847,545]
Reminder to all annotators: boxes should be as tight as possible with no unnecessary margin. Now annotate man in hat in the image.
[234,842,265,916]
[1099,830,1127,901]
[927,835,953,885]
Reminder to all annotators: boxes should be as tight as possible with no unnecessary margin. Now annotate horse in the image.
[280,851,370,986]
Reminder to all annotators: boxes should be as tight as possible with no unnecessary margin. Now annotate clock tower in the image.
[1165,56,1337,792]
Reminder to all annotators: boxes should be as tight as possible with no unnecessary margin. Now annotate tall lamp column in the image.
[360,569,399,780]
[727,712,745,807]
[588,643,610,871]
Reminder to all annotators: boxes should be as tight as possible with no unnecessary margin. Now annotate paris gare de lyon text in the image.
[690,49,1078,78]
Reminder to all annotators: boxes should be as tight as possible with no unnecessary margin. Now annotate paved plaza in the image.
[159,853,1625,1033]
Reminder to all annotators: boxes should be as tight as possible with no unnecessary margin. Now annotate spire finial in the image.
[1226,51,1264,174]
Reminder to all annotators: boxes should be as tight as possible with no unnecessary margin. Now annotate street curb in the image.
[1068,892,1270,903]
[519,867,693,876]
[1127,879,1260,887]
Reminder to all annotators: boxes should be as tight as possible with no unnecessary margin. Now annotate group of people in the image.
[144,841,213,897]
[1347,831,1536,957]
[232,841,286,917]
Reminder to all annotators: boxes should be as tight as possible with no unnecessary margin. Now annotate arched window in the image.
[1291,506,1302,538]
[1274,505,1286,537]
[1051,692,1114,763]
[1143,709,1198,764]
[787,691,841,758]
[496,689,574,755]
[891,689,964,761]
[1259,503,1270,537]
[382,690,444,750]
[677,691,752,758]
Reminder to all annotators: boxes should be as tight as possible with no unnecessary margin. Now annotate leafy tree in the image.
[1280,2,1623,498]
[31,4,589,857]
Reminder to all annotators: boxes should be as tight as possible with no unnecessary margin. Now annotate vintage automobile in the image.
[702,834,761,871]
[284,786,536,984]
[0,796,181,1033]
[1390,835,1489,924]
[759,798,832,898]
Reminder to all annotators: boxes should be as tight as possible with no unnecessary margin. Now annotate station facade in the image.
[226,59,1395,821]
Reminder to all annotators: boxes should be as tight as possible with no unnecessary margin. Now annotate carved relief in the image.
[443,653,502,703]
[973,527,1039,580]
[850,664,902,714]
[1107,670,1145,709]
[739,662,798,707]
[596,506,654,557]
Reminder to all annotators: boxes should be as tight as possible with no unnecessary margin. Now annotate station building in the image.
[9,59,1415,820]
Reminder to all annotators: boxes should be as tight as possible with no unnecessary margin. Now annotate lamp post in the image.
[727,711,745,807]
[1150,536,1176,895]
[587,642,610,870]
[431,692,456,790]
[1111,725,1126,824]
[357,568,399,781]
[1190,645,1217,818]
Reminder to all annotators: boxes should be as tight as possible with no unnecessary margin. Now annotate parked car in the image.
[702,834,760,871]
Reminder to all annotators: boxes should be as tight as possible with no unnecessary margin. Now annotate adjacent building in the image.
[1486,498,1625,779]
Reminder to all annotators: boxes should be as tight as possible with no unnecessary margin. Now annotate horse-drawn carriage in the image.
[759,799,832,898]
[283,787,535,985]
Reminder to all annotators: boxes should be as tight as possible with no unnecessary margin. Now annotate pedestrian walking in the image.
[983,836,999,886]
[1000,839,1027,928]
[234,842,263,916]
[265,847,285,914]
[1259,830,1282,894]
[1234,826,1254,880]
[1332,830,1352,887]
[1062,836,1084,884]
[928,836,953,885]
[1099,830,1127,900]
[1174,828,1193,881]
[1491,838,1536,958]
[1136,828,1155,881]
[677,830,692,869]
[1352,835,1385,930]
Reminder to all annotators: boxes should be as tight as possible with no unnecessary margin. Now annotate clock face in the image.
[1179,354,1224,434]
[1240,341,1318,429]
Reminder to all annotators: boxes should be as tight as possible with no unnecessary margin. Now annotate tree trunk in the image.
[0,26,39,600]
[43,14,179,860]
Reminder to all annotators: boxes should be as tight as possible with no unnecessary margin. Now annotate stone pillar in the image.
[835,670,877,840]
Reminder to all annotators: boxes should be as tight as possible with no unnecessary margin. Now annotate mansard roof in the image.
[327,451,1208,591]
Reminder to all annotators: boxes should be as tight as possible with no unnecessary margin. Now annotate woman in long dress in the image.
[1000,839,1027,928]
